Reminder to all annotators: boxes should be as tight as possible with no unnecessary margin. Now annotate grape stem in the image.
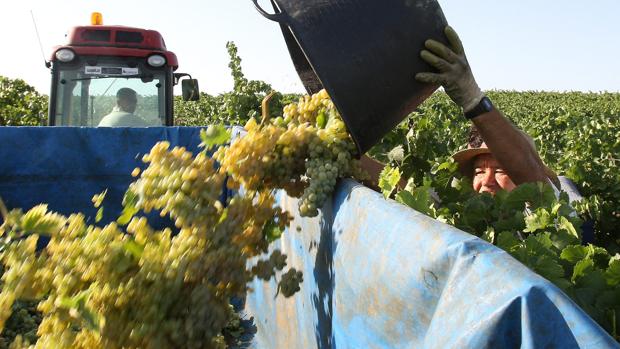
[260,91,277,126]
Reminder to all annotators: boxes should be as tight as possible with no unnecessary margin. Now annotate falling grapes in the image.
[217,89,367,217]
[278,268,304,298]
[0,89,365,348]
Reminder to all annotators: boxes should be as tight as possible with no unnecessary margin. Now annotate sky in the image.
[0,0,619,95]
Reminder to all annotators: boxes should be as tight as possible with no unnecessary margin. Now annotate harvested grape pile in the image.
[0,90,364,348]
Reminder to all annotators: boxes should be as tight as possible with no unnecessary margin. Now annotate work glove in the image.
[415,26,484,112]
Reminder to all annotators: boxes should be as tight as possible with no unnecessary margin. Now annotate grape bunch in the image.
[217,89,366,217]
[251,250,287,281]
[277,269,303,298]
[0,300,40,349]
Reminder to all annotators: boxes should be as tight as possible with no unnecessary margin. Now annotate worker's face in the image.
[119,95,138,113]
[472,154,516,195]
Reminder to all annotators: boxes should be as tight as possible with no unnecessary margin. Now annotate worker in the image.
[362,26,559,195]
[98,88,149,127]
[452,126,559,195]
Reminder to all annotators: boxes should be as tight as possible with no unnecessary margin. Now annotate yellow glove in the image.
[415,26,484,112]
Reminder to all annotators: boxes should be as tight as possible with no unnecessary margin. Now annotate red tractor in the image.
[47,13,199,126]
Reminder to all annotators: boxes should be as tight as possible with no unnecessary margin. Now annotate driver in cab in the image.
[98,88,149,127]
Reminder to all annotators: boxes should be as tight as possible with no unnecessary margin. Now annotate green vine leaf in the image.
[200,125,231,149]
[524,208,552,233]
[605,258,620,286]
[378,165,401,199]
[118,189,139,226]
[395,187,433,215]
[560,245,589,263]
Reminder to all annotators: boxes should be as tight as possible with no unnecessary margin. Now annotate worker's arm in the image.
[359,155,384,190]
[471,110,547,184]
[415,26,548,185]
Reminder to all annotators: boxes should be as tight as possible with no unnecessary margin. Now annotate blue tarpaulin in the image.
[0,127,617,348]
[0,127,206,230]
[244,180,619,348]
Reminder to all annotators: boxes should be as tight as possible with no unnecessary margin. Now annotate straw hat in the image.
[452,130,559,187]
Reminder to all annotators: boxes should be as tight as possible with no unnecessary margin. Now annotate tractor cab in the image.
[47,13,198,126]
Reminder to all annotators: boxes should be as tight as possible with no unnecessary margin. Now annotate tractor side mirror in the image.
[181,79,200,101]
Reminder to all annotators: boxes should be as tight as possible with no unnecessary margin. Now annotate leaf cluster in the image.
[174,42,300,127]
[0,77,48,126]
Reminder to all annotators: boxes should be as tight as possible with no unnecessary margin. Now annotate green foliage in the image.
[394,158,620,337]
[371,91,619,250]
[378,165,401,198]
[174,42,300,127]
[395,180,434,216]
[117,189,139,226]
[0,76,47,126]
[199,125,231,149]
[489,91,620,251]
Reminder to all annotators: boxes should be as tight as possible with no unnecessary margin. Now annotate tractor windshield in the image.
[51,58,169,126]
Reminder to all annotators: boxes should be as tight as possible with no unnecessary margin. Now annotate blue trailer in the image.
[0,127,617,348]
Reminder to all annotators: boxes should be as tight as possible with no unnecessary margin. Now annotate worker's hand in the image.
[415,26,484,112]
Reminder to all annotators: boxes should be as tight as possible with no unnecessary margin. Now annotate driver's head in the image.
[116,88,138,113]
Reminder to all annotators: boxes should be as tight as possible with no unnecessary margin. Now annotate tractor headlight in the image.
[147,54,166,67]
[55,49,76,62]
